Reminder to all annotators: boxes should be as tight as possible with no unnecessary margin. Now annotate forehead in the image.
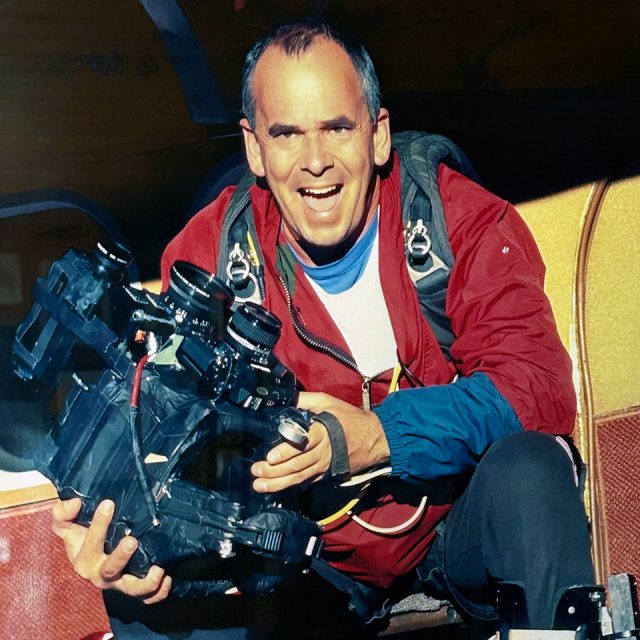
[251,38,367,124]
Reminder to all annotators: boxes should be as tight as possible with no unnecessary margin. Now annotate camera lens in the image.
[225,302,281,362]
[93,241,131,279]
[168,262,234,336]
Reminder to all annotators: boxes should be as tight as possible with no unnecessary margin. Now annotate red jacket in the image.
[161,155,576,588]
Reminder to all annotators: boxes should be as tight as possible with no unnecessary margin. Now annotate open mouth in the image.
[298,185,343,213]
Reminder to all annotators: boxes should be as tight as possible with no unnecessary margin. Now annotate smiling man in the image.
[240,36,389,265]
[53,19,597,639]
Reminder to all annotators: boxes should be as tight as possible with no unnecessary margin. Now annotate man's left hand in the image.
[251,391,390,493]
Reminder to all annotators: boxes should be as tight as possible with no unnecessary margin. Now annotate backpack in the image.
[213,131,479,359]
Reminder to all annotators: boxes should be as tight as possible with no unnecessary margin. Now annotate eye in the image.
[271,128,300,140]
[325,123,353,138]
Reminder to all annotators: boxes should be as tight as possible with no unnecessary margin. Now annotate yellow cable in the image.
[317,496,363,527]
[318,364,402,527]
[246,230,260,267]
[388,362,402,394]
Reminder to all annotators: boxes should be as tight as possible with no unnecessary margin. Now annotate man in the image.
[53,19,595,637]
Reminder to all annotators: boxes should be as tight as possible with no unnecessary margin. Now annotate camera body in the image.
[13,243,320,597]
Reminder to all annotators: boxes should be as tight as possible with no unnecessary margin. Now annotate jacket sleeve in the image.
[375,372,522,481]
[374,167,576,482]
[442,167,576,434]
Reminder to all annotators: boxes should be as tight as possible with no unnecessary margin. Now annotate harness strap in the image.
[216,171,262,300]
[314,411,350,482]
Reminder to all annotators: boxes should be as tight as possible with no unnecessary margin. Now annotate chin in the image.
[300,231,357,265]
[302,229,347,248]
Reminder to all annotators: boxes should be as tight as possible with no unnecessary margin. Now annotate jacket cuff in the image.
[372,401,410,478]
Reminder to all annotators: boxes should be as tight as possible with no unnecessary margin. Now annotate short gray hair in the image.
[241,19,381,129]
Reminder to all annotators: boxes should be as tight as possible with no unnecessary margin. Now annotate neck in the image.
[284,178,380,266]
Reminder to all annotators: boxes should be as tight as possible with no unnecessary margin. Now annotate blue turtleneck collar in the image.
[288,210,379,294]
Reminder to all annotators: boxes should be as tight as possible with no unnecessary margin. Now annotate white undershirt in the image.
[305,230,398,377]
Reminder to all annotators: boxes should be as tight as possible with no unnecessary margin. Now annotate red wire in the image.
[130,354,150,408]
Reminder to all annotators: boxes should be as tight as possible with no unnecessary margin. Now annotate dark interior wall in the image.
[0,0,638,278]
[0,0,239,278]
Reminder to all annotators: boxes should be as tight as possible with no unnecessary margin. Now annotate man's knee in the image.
[476,431,579,504]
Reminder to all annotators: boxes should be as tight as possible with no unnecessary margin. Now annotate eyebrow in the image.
[321,116,356,130]
[266,116,357,138]
[267,123,302,137]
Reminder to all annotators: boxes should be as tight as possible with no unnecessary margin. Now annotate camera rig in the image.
[13,242,322,597]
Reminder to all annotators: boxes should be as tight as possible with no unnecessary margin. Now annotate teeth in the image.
[300,185,340,198]
[299,184,342,213]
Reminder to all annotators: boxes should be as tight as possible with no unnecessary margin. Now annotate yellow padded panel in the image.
[584,175,640,416]
[516,185,594,351]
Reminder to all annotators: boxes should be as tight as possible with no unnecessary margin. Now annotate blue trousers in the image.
[418,431,595,629]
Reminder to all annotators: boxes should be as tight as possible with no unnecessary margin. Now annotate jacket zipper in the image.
[361,377,373,412]
[278,273,388,411]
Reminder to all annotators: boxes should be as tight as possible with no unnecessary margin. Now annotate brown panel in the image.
[0,501,110,640]
[0,482,57,510]
[596,409,640,578]
[185,0,640,92]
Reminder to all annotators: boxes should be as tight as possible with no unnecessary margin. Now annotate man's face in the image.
[241,38,391,263]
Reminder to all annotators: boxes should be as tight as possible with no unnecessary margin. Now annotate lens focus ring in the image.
[228,302,281,351]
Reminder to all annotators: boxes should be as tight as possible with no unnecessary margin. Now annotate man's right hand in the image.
[51,497,172,604]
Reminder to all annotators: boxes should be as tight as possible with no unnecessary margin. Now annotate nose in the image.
[301,132,333,176]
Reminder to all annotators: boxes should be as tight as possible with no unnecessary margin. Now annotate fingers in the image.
[251,422,331,492]
[143,574,173,604]
[73,500,133,589]
[265,441,306,465]
[252,458,327,492]
[74,513,170,601]
[50,497,173,604]
[73,503,112,581]
[52,498,88,562]
[79,500,115,559]
[52,497,82,532]
[297,391,332,413]
[118,565,167,598]
[100,536,138,580]
[254,447,322,478]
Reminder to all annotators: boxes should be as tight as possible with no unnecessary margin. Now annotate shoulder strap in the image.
[216,171,300,304]
[392,131,479,358]
[215,171,266,303]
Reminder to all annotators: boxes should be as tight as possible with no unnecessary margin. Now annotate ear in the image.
[372,108,392,167]
[240,118,266,178]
